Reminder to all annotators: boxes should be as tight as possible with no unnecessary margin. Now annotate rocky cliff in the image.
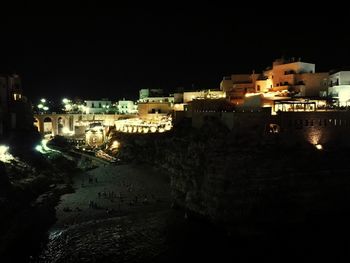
[112,118,350,231]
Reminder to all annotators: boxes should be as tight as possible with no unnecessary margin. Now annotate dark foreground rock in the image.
[0,149,78,262]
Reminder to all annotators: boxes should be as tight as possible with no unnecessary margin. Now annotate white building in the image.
[117,99,138,114]
[183,90,226,103]
[328,71,350,106]
[84,99,112,114]
[220,58,329,104]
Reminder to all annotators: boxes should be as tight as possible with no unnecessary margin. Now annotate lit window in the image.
[13,93,22,101]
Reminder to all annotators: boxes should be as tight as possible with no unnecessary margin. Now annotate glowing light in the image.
[315,144,323,150]
[114,116,173,134]
[40,98,46,103]
[64,104,72,111]
[0,145,9,155]
[43,106,49,111]
[62,98,69,104]
[245,93,262,97]
[35,145,44,153]
[41,139,50,151]
[38,104,43,109]
[0,145,15,163]
[111,140,120,149]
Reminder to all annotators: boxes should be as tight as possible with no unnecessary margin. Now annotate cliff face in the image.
[113,119,350,229]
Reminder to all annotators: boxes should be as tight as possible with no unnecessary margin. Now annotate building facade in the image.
[0,74,33,137]
[117,99,138,114]
[221,58,328,104]
[327,71,350,106]
[84,99,112,114]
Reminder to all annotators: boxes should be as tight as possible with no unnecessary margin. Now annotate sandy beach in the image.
[34,163,182,262]
[36,163,237,263]
[53,163,172,229]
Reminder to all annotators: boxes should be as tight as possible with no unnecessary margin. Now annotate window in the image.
[99,103,102,108]
[257,85,260,91]
[91,103,95,108]
[13,93,21,101]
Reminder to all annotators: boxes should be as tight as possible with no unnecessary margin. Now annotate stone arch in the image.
[268,123,281,134]
[33,117,40,132]
[55,115,70,135]
[43,117,53,136]
[57,116,65,135]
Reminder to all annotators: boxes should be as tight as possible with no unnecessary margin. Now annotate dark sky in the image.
[1,4,350,102]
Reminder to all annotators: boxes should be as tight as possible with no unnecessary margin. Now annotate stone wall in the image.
[277,111,350,147]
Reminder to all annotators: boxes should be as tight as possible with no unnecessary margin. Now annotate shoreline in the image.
[35,162,174,261]
[53,163,171,229]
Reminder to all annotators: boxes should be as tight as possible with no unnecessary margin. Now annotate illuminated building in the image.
[84,99,112,114]
[0,74,33,137]
[114,116,172,134]
[137,88,174,120]
[183,90,226,103]
[327,71,350,106]
[220,57,329,104]
[117,99,138,114]
[85,123,106,147]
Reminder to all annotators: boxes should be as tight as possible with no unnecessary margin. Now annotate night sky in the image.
[1,4,350,103]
